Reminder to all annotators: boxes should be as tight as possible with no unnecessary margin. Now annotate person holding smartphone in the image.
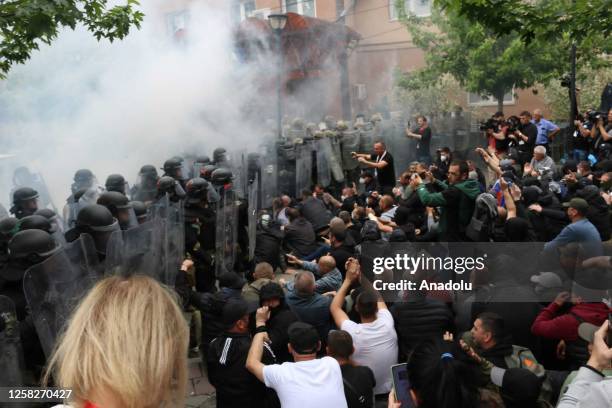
[557,320,612,407]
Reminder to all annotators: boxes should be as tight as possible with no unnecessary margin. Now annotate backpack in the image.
[466,193,498,242]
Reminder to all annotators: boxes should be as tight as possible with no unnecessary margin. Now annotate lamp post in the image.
[268,14,288,139]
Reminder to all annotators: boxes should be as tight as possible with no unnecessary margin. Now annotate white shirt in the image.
[341,308,398,395]
[263,356,348,408]
[374,151,387,178]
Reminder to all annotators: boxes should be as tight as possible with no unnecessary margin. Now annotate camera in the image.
[560,74,571,88]
[506,116,520,133]
[587,110,607,125]
[479,118,499,131]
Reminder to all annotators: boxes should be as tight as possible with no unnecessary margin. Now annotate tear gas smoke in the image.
[0,1,344,210]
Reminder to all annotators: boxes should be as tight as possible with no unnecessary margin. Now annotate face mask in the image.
[359,178,366,184]
[469,170,478,180]
[576,170,583,177]
[440,155,447,162]
[340,195,347,201]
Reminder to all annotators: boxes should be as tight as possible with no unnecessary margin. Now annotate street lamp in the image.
[268,14,287,139]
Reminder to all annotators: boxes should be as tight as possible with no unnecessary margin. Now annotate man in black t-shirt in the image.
[352,142,396,194]
[327,330,376,408]
[405,115,432,164]
[512,110,538,165]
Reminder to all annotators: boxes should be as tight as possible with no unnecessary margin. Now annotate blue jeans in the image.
[303,244,331,261]
[572,149,588,162]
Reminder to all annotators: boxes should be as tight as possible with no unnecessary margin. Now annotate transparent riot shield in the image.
[64,187,103,229]
[340,129,361,171]
[215,190,239,277]
[359,126,376,154]
[315,138,331,188]
[147,195,185,285]
[260,143,277,209]
[0,295,25,387]
[322,136,344,184]
[295,142,313,195]
[231,150,248,200]
[0,203,8,219]
[22,234,102,359]
[247,174,259,261]
[104,219,167,282]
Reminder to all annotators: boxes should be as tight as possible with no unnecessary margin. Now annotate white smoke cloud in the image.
[0,1,281,209]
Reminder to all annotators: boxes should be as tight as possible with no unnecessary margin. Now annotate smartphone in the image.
[607,313,612,348]
[391,363,415,408]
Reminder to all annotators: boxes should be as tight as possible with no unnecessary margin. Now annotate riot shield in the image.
[325,136,344,183]
[340,129,361,170]
[147,195,184,285]
[315,138,331,188]
[247,175,259,261]
[23,234,102,359]
[104,219,167,282]
[295,142,313,195]
[214,190,239,277]
[63,187,103,229]
[231,150,248,200]
[0,295,25,388]
[359,126,376,154]
[0,203,7,219]
[260,143,277,209]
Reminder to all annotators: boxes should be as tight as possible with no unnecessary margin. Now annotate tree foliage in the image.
[0,0,144,78]
[432,0,611,54]
[396,2,566,111]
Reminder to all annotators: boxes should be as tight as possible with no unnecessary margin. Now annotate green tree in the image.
[0,0,144,78]
[431,0,611,53]
[543,65,612,121]
[395,2,565,112]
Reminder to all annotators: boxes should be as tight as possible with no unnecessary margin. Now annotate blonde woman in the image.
[46,275,189,408]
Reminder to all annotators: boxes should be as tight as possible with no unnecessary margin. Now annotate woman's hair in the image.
[43,275,189,408]
[407,338,480,408]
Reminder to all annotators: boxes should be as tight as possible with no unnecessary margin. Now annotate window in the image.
[468,91,515,106]
[283,0,316,17]
[231,0,257,23]
[389,0,431,20]
[166,10,189,36]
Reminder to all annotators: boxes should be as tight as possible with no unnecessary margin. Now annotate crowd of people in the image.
[1,107,612,408]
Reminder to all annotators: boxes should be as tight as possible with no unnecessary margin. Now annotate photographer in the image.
[571,113,593,162]
[405,115,432,164]
[485,111,510,156]
[591,108,612,162]
[510,111,538,165]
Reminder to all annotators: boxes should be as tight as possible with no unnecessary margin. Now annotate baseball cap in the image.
[490,367,541,405]
[288,322,320,354]
[562,197,589,212]
[578,322,599,344]
[530,272,563,289]
[221,298,258,327]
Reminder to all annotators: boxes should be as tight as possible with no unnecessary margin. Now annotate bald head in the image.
[294,271,315,297]
[533,109,543,121]
[318,256,337,274]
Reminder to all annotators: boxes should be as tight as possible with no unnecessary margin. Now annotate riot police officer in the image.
[105,174,129,196]
[10,187,40,219]
[162,157,187,188]
[97,191,135,230]
[131,165,159,203]
[64,204,119,261]
[156,176,186,203]
[130,201,148,225]
[212,148,228,166]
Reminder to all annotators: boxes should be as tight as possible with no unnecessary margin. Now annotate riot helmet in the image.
[65,204,119,257]
[35,208,64,234]
[212,148,227,165]
[18,215,52,233]
[130,201,148,224]
[71,169,96,193]
[97,192,134,229]
[140,164,158,178]
[185,177,211,204]
[10,187,40,219]
[201,164,218,181]
[211,168,233,187]
[195,155,211,165]
[8,229,60,263]
[157,176,186,202]
[105,174,127,194]
[162,157,186,181]
[0,217,18,246]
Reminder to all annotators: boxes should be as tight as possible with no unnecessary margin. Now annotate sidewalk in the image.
[185,357,216,408]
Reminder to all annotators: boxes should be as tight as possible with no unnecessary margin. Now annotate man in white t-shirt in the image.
[246,310,348,408]
[330,258,398,403]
